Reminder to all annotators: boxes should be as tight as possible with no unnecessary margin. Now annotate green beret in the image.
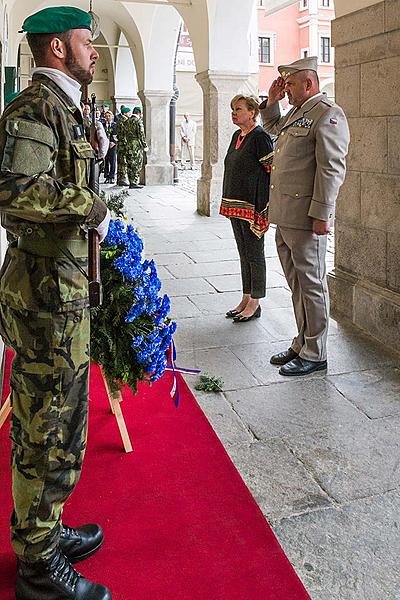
[20,7,92,34]
[133,106,142,112]
[103,103,110,108]
[121,106,131,114]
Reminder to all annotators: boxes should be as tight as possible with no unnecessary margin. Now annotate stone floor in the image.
[106,176,400,600]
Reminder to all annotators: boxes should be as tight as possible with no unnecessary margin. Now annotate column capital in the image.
[195,70,250,90]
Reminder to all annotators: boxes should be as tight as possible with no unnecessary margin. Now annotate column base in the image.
[145,163,173,186]
[197,176,223,216]
[329,268,400,352]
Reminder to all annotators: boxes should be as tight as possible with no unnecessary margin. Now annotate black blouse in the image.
[220,125,274,237]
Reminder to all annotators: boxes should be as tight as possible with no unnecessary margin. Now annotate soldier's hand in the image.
[268,77,286,105]
[313,219,331,236]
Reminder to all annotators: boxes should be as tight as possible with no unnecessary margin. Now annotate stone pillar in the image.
[195,71,249,216]
[328,0,400,350]
[138,90,174,185]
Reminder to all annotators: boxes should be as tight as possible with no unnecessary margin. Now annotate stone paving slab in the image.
[227,440,333,522]
[273,490,400,600]
[194,392,255,446]
[285,417,400,502]
[161,277,216,297]
[178,347,258,391]
[225,378,366,440]
[169,296,202,319]
[167,260,240,279]
[328,367,400,419]
[185,248,240,263]
[173,314,270,351]
[147,252,194,266]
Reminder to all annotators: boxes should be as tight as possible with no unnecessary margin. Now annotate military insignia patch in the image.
[330,118,338,125]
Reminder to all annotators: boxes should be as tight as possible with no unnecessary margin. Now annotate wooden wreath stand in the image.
[0,371,133,454]
[100,369,133,453]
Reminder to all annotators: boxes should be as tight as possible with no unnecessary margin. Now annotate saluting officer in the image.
[260,57,350,376]
[0,7,111,599]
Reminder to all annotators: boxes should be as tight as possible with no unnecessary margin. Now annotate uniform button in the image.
[25,227,33,234]
[277,149,280,153]
[73,316,81,323]
[272,166,276,170]
[271,184,274,189]
[281,132,285,136]
[295,193,299,197]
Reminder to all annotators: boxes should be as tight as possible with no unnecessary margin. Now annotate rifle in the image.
[88,93,102,308]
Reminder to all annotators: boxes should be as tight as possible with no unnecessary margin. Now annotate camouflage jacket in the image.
[116,116,147,153]
[0,73,107,312]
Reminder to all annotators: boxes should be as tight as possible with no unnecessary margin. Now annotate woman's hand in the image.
[267,77,286,105]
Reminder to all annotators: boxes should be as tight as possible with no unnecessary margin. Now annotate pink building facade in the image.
[257,0,335,108]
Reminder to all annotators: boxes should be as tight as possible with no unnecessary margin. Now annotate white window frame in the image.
[258,34,274,66]
[299,0,309,11]
[319,33,333,64]
[319,0,331,8]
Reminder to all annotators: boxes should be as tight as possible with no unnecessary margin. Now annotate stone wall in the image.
[329,0,400,350]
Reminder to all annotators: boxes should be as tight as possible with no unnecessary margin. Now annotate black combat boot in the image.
[60,524,104,563]
[16,550,112,600]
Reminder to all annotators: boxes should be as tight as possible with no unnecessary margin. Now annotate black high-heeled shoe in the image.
[225,309,242,319]
[232,305,261,323]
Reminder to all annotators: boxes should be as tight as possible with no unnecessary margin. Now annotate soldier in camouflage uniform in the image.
[116,106,148,189]
[0,7,111,600]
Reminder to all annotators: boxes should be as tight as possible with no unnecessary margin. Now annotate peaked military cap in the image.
[278,57,318,79]
[121,106,132,114]
[20,7,92,34]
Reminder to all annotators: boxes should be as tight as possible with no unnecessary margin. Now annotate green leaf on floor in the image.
[195,373,224,393]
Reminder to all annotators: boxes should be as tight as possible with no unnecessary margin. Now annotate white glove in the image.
[96,208,111,242]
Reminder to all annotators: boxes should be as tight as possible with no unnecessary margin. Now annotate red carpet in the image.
[0,349,310,600]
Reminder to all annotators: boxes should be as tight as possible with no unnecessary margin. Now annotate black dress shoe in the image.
[16,550,111,600]
[225,309,241,318]
[60,524,104,563]
[233,305,261,323]
[129,183,143,189]
[270,347,299,366]
[279,357,328,376]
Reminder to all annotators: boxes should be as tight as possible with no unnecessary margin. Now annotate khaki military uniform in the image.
[0,74,107,562]
[261,94,349,361]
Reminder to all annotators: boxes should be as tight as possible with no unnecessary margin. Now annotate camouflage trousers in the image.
[117,148,144,185]
[0,304,90,563]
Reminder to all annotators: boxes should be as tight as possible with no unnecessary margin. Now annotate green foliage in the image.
[194,373,224,393]
[100,189,129,219]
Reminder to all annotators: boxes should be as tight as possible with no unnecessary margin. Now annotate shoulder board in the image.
[320,96,335,107]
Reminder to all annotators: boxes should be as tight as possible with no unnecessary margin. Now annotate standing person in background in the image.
[261,57,349,376]
[103,110,118,184]
[116,105,132,186]
[114,104,125,123]
[220,95,273,323]
[0,6,111,599]
[117,106,148,189]
[180,113,197,169]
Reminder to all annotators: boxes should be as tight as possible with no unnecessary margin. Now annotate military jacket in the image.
[0,74,107,312]
[116,116,146,153]
[261,95,350,230]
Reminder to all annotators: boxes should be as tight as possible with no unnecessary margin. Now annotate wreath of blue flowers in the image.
[90,218,176,392]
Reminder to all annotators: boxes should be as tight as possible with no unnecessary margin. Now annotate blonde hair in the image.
[230,95,260,121]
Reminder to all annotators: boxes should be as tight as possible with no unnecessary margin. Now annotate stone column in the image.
[328,0,400,350]
[138,90,174,185]
[195,71,250,216]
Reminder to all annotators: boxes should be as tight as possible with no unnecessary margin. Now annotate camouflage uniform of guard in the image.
[0,74,107,563]
[116,115,146,186]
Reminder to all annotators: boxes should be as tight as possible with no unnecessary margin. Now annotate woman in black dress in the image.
[220,95,274,322]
